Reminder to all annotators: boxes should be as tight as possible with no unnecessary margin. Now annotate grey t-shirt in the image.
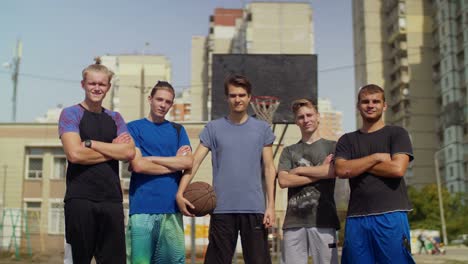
[278,138,340,230]
[200,116,275,214]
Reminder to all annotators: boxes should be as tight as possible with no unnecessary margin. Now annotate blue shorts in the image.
[341,211,415,264]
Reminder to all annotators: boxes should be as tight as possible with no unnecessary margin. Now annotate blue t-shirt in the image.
[200,116,275,214]
[127,118,190,215]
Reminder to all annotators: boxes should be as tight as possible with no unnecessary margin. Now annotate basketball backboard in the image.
[211,54,318,124]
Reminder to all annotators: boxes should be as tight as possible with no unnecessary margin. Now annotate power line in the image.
[0,50,430,89]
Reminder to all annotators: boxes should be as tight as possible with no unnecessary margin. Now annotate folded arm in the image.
[61,132,111,165]
[278,170,318,188]
[88,132,135,161]
[146,145,193,171]
[334,153,390,178]
[290,154,335,179]
[368,154,410,178]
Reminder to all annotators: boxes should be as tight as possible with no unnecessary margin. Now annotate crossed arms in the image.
[61,132,136,165]
[278,154,335,189]
[334,153,410,179]
[130,145,193,175]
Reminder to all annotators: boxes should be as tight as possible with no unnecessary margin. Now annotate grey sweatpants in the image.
[281,227,338,264]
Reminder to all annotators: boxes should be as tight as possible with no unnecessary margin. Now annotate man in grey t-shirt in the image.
[278,99,339,264]
[176,75,276,264]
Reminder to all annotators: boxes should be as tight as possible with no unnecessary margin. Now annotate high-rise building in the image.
[100,55,171,122]
[190,3,314,121]
[352,0,438,188]
[318,98,344,141]
[431,0,467,194]
[168,89,192,121]
[352,0,467,194]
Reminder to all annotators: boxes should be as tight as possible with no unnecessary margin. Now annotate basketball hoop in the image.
[250,96,280,125]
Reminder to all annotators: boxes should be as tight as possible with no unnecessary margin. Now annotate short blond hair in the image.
[291,98,318,116]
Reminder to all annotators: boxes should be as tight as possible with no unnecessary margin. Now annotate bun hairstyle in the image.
[94,56,102,65]
[82,57,114,81]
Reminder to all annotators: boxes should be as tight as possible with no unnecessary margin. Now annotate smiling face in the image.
[81,71,111,104]
[148,88,174,121]
[227,85,251,114]
[357,91,387,123]
[295,105,320,134]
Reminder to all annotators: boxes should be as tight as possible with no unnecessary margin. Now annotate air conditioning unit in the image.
[122,180,130,190]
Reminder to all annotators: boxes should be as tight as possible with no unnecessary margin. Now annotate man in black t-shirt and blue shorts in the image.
[335,84,415,263]
[278,99,340,264]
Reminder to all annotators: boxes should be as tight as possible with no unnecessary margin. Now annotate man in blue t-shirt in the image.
[127,81,193,264]
[176,75,276,264]
[335,84,415,263]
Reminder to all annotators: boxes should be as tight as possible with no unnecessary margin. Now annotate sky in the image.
[0,0,356,131]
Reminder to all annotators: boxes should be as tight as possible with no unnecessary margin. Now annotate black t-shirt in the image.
[58,104,128,202]
[335,125,414,217]
[278,138,340,230]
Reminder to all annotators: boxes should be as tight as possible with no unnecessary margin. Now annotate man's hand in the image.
[113,133,132,144]
[176,193,195,217]
[372,153,391,163]
[263,207,275,228]
[176,145,191,156]
[323,154,334,165]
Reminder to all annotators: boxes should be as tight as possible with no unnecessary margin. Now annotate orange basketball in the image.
[183,181,216,217]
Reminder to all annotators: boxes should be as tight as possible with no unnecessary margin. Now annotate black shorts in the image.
[64,199,125,264]
[204,213,271,264]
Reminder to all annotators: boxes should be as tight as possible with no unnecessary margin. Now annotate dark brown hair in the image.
[150,81,175,99]
[357,84,386,103]
[224,74,252,95]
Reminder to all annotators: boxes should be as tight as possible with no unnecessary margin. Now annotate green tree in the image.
[408,184,468,241]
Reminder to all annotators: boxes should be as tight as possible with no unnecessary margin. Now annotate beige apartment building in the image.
[352,0,439,188]
[100,55,172,122]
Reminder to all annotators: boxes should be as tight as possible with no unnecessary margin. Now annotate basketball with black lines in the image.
[183,181,216,217]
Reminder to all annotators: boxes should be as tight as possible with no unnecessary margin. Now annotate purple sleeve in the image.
[108,111,128,136]
[58,106,82,138]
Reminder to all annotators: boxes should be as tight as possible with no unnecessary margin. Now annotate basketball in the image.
[183,181,216,217]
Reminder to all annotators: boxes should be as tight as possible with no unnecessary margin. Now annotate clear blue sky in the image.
[0,0,356,131]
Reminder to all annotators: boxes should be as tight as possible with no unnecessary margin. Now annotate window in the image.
[27,157,43,179]
[24,201,41,234]
[48,201,65,234]
[53,157,67,179]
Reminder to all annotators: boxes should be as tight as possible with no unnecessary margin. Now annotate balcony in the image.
[432,52,441,65]
[388,27,406,43]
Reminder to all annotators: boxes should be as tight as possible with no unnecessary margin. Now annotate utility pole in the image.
[140,66,145,118]
[2,165,7,208]
[434,149,448,245]
[11,39,22,122]
[139,42,149,118]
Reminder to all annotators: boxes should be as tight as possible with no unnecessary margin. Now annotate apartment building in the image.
[352,0,439,188]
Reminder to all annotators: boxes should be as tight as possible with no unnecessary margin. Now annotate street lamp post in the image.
[434,149,448,245]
